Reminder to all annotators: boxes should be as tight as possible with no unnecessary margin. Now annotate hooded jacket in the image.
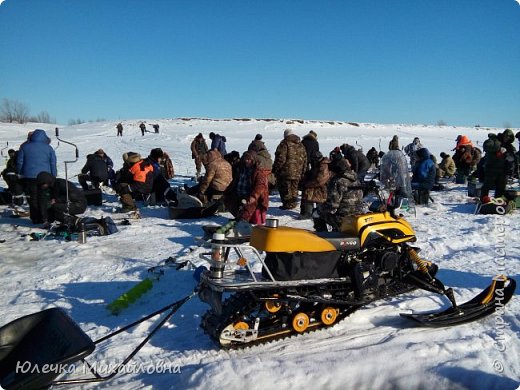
[81,154,108,181]
[16,129,57,179]
[380,150,412,197]
[412,148,436,190]
[210,134,227,156]
[272,134,307,181]
[199,150,233,194]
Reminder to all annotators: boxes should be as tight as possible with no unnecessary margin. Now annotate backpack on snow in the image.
[77,216,119,236]
[476,199,515,215]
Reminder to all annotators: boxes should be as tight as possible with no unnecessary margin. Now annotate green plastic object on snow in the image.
[107,278,153,315]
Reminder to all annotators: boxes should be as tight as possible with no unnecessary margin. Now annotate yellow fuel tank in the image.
[250,226,336,253]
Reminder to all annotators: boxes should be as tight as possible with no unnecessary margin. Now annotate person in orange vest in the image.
[114,152,154,212]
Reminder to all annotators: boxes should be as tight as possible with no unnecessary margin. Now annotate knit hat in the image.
[389,135,399,150]
[255,133,263,141]
[309,130,317,138]
[150,148,164,160]
[95,149,105,156]
[440,152,447,158]
[283,129,293,138]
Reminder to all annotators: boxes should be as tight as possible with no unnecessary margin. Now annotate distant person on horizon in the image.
[116,122,123,137]
[139,122,146,136]
[153,124,160,134]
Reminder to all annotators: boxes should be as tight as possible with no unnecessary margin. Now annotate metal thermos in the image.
[77,222,87,244]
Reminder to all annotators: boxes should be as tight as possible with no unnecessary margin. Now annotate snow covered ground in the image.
[0,118,518,390]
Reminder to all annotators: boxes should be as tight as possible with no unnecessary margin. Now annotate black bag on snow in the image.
[77,216,119,236]
[478,201,514,215]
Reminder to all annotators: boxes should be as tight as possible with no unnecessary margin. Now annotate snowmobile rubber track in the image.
[201,280,419,349]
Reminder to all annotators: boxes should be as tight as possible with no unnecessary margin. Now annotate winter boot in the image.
[299,202,314,220]
[120,193,137,212]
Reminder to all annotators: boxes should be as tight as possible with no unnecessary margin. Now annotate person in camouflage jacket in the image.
[272,129,307,209]
[314,158,365,232]
[195,149,232,203]
[300,151,330,219]
[190,133,209,178]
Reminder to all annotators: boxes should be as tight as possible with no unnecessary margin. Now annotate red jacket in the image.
[239,167,270,222]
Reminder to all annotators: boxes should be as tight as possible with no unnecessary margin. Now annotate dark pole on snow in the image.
[55,127,79,216]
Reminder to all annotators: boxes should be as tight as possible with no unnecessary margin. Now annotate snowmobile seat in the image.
[315,231,360,251]
[0,308,95,390]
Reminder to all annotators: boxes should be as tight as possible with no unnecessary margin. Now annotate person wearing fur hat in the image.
[313,157,364,232]
[78,150,109,191]
[272,129,307,209]
[302,130,320,172]
[36,171,87,227]
[114,152,154,212]
[190,133,208,178]
[300,150,330,219]
[224,151,270,224]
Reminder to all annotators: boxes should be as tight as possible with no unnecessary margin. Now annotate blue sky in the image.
[1,0,519,127]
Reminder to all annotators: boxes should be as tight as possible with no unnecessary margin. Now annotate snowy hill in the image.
[0,119,518,390]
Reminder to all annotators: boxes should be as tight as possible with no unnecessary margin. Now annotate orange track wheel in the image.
[234,321,250,330]
[265,301,282,313]
[292,312,310,333]
[320,307,338,326]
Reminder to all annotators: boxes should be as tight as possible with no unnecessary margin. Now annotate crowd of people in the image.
[1,125,519,233]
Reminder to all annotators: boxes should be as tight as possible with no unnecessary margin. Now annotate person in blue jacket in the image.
[16,129,57,224]
[209,132,227,156]
[411,148,436,191]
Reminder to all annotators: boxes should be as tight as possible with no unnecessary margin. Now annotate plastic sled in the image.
[0,308,95,390]
[168,200,220,219]
[0,295,193,389]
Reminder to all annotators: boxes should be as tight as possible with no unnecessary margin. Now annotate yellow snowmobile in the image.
[198,200,516,348]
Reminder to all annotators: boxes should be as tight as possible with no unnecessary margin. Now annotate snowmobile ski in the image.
[400,276,516,327]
